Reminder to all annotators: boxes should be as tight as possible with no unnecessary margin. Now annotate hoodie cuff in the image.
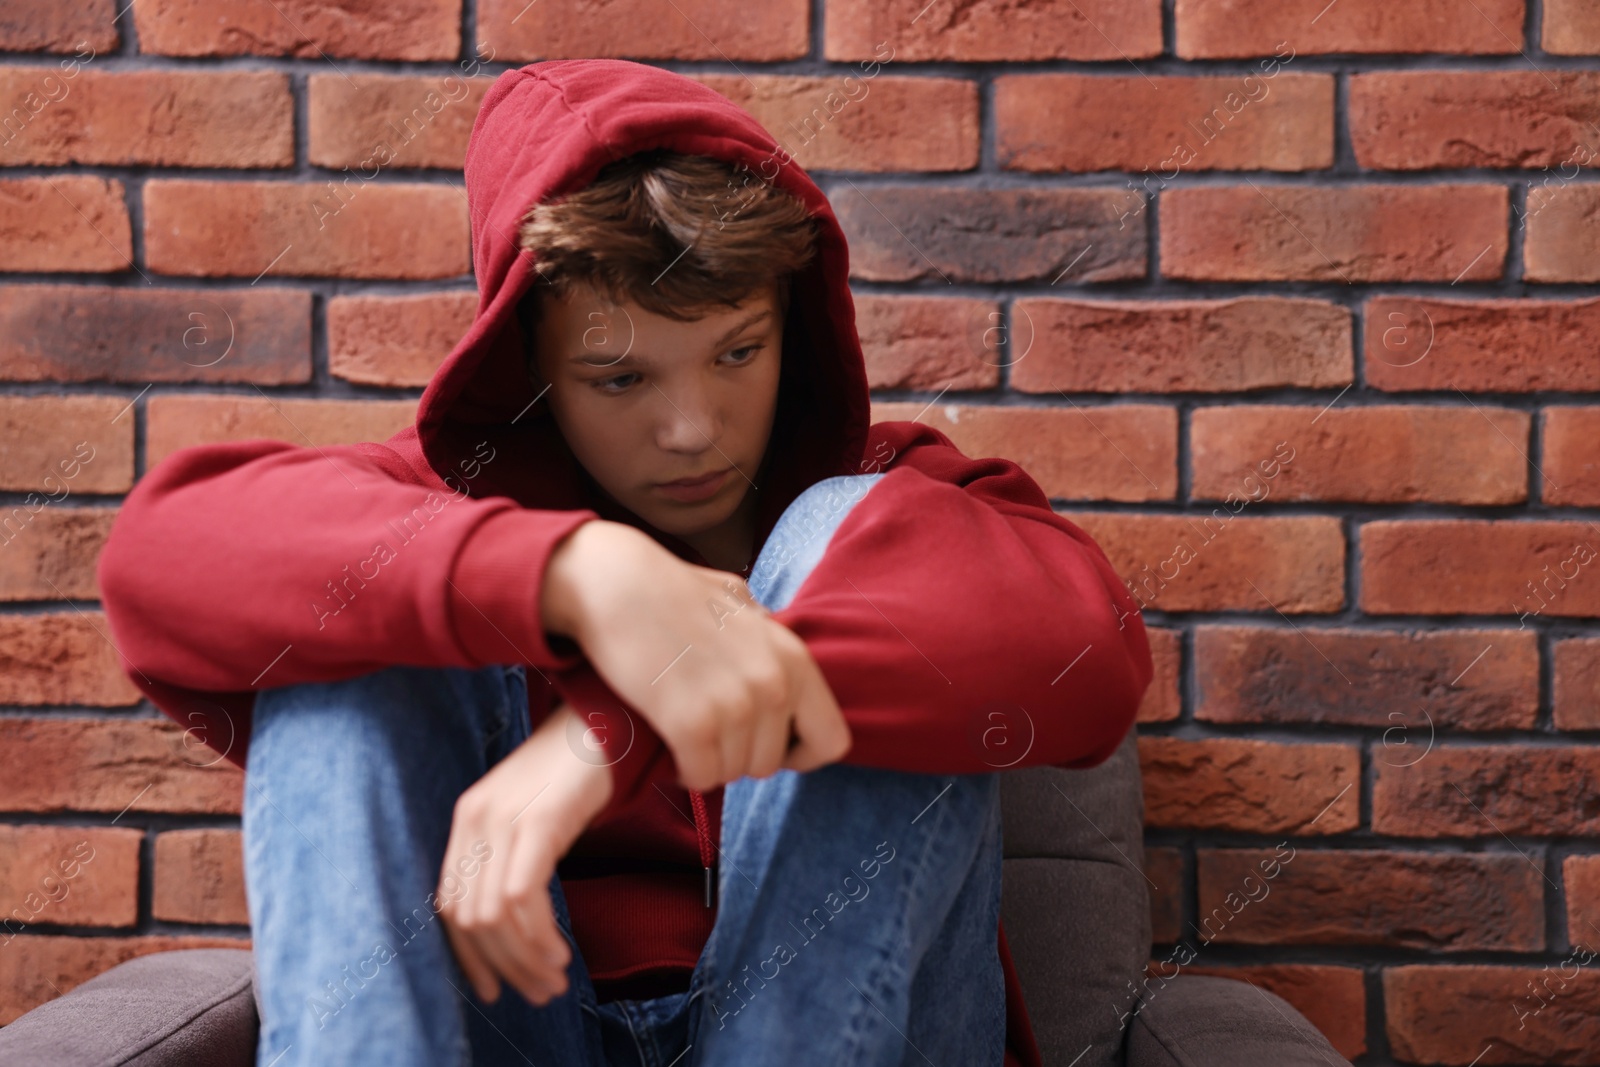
[448,506,600,670]
[547,663,671,827]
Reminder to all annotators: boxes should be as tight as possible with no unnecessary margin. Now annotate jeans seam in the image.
[619,999,652,1067]
[481,665,521,758]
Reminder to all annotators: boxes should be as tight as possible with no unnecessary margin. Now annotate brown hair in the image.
[516,148,819,326]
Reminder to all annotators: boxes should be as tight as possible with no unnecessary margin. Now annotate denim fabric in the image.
[243,472,1006,1066]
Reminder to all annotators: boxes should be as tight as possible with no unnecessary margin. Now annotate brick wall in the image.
[2,0,1599,1062]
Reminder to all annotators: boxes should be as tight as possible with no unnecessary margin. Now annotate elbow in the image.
[1038,609,1152,771]
[95,487,174,659]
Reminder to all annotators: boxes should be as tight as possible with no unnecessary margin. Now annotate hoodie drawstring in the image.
[689,788,716,908]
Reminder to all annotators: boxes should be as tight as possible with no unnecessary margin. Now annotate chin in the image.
[636,488,740,535]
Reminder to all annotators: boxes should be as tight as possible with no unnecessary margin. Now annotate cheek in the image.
[552,388,653,486]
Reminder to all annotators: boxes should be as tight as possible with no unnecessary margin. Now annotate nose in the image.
[653,378,722,454]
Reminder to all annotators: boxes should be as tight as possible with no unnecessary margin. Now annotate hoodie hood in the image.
[415,59,872,562]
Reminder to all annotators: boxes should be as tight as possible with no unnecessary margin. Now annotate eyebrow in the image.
[566,308,774,367]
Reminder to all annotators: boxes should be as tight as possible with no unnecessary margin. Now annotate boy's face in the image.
[527,278,784,548]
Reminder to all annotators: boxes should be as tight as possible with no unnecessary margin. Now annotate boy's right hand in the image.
[541,520,851,792]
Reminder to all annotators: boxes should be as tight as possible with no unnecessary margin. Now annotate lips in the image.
[658,468,730,488]
[653,467,733,503]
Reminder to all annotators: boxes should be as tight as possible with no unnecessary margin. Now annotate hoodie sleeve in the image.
[556,421,1155,824]
[96,434,601,768]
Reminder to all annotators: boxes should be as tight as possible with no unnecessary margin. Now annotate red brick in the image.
[1374,745,1600,837]
[826,0,1161,61]
[143,180,469,280]
[1555,638,1600,730]
[0,717,241,812]
[0,395,132,494]
[1545,0,1600,54]
[134,0,459,59]
[1137,627,1182,724]
[1145,846,1184,944]
[479,0,805,61]
[1564,855,1600,947]
[1528,185,1600,281]
[0,175,130,273]
[1176,965,1366,1061]
[1361,520,1600,618]
[0,506,115,602]
[1176,0,1525,57]
[873,401,1176,502]
[1196,626,1538,731]
[1191,404,1529,504]
[1546,408,1600,506]
[0,286,310,385]
[691,74,978,173]
[1139,737,1359,834]
[308,73,490,172]
[1058,512,1345,614]
[1351,71,1600,169]
[1197,848,1543,950]
[152,829,247,925]
[1162,185,1508,282]
[0,616,140,706]
[837,187,1145,283]
[1365,296,1600,392]
[1385,965,1600,1065]
[1010,297,1352,394]
[996,74,1333,173]
[0,826,141,931]
[146,394,417,468]
[0,0,117,53]
[328,291,475,388]
[0,69,291,167]
[850,295,1000,392]
[0,934,247,1024]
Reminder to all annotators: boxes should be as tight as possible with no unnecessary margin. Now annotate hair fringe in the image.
[516,149,819,322]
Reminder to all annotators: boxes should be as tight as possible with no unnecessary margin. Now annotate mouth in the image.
[653,467,733,502]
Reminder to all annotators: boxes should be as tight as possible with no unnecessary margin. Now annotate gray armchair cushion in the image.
[999,730,1151,1067]
[0,948,256,1066]
[1125,975,1352,1067]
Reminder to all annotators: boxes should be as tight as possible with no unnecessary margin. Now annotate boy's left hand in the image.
[435,701,613,1007]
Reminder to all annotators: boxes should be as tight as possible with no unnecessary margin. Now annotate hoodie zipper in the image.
[689,787,716,908]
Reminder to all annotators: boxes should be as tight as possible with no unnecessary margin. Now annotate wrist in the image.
[540,520,655,646]
[543,702,616,825]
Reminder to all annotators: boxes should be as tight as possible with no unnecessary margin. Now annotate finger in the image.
[503,832,572,994]
[783,669,851,772]
[471,921,562,1007]
[746,690,793,779]
[453,820,557,1004]
[460,830,562,1006]
[716,698,756,785]
[443,910,501,1003]
[666,704,725,792]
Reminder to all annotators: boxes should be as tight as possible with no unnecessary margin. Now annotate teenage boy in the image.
[98,59,1153,1067]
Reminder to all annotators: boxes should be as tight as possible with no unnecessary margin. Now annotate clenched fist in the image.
[541,520,851,792]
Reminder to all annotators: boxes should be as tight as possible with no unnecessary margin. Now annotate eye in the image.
[589,371,639,395]
[722,344,763,366]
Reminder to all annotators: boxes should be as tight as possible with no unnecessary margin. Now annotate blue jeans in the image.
[242,474,1007,1066]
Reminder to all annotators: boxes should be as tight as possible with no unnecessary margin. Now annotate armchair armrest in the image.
[1125,974,1351,1067]
[0,948,256,1067]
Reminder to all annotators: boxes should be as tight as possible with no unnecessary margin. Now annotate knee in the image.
[747,473,886,612]
[250,663,509,755]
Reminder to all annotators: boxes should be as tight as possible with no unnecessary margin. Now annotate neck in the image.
[685,482,762,573]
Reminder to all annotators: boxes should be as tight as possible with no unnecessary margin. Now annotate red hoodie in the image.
[96,59,1154,1067]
